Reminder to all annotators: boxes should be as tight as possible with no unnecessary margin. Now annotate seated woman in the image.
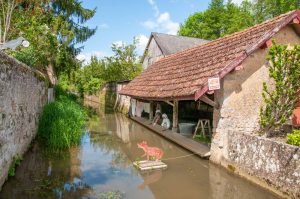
[161,114,171,130]
[153,109,162,126]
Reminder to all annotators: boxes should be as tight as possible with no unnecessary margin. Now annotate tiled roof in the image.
[151,32,209,55]
[120,10,300,100]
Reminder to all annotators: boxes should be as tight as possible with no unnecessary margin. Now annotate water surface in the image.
[0,113,280,199]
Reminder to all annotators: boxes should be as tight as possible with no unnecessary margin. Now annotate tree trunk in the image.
[172,100,178,133]
[46,61,57,85]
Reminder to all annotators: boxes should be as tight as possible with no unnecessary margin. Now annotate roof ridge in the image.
[120,10,300,100]
[152,32,208,41]
[156,10,299,63]
[151,32,209,55]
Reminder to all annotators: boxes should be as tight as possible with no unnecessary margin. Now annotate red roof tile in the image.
[120,10,300,101]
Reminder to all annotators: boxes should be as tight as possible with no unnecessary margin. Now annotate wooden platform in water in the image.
[133,160,167,171]
[131,117,211,159]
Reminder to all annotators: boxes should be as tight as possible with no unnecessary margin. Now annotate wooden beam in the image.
[149,101,154,121]
[164,100,174,107]
[121,94,195,102]
[172,100,178,133]
[200,95,219,108]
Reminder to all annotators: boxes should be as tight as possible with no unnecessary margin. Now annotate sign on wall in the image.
[208,77,220,91]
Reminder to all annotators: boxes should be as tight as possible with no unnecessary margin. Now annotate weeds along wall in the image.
[0,52,48,189]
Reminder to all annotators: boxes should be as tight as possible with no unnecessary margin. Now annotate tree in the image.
[105,40,143,82]
[178,0,255,40]
[178,0,225,40]
[177,12,207,39]
[252,0,300,23]
[77,56,106,94]
[75,39,143,95]
[260,42,300,135]
[222,1,254,35]
[5,0,96,85]
[0,0,23,43]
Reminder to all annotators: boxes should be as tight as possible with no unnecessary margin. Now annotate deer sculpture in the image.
[137,141,164,161]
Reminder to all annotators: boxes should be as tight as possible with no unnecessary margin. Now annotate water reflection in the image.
[0,113,280,199]
[0,143,92,199]
[138,170,162,190]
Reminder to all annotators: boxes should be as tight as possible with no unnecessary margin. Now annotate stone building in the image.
[132,32,209,119]
[120,10,300,198]
[83,34,209,115]
[142,32,209,69]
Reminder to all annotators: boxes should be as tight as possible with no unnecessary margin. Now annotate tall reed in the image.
[38,87,86,150]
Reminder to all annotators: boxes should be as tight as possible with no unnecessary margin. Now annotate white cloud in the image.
[148,0,155,5]
[143,20,158,29]
[147,0,159,17]
[157,12,169,23]
[136,34,149,51]
[76,54,86,61]
[76,51,109,65]
[143,0,179,35]
[229,0,245,4]
[99,23,109,29]
[142,12,179,35]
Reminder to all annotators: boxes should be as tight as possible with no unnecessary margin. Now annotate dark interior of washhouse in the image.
[141,99,214,139]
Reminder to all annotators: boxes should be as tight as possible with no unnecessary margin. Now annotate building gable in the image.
[142,33,209,69]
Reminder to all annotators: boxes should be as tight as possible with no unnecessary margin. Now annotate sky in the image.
[77,0,242,63]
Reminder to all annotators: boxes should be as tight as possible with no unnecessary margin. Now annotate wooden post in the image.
[149,101,154,121]
[172,100,178,133]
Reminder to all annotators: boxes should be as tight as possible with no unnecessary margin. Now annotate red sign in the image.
[208,77,220,91]
[292,101,300,127]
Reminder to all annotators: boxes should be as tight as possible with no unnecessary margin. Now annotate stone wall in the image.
[0,52,47,189]
[226,131,300,198]
[114,82,131,114]
[210,25,300,198]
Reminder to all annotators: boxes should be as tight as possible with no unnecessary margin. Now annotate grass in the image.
[193,135,211,143]
[8,156,22,177]
[38,86,86,151]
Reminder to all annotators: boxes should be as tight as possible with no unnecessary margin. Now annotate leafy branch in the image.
[0,0,18,43]
[260,42,300,135]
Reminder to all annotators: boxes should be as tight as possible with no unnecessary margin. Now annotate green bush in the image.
[38,88,86,150]
[287,129,300,146]
[260,43,300,133]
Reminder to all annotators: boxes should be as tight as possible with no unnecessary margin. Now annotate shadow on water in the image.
[0,111,280,199]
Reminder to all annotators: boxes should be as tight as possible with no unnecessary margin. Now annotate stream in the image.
[0,113,280,199]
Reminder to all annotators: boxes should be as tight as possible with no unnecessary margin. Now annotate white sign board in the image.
[208,77,220,91]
